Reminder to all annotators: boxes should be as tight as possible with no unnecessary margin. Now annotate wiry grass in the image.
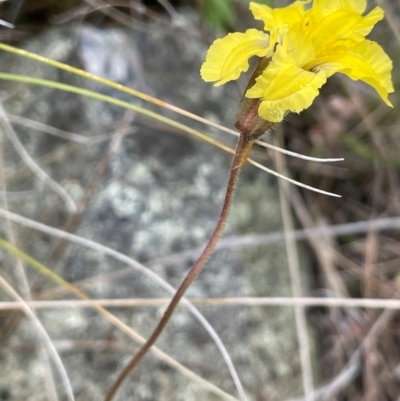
[0,0,399,401]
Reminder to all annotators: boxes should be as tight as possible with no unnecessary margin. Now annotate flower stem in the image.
[104,132,255,401]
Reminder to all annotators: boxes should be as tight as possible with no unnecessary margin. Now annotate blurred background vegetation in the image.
[0,1,399,401]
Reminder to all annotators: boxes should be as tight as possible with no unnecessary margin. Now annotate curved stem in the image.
[105,133,254,401]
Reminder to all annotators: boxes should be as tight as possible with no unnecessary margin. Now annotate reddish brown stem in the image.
[104,133,255,401]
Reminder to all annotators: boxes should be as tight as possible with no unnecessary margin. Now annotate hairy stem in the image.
[105,133,255,401]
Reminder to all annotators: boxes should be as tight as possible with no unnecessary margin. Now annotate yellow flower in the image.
[200,0,394,123]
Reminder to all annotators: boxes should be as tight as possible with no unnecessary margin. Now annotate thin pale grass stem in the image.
[3,208,400,296]
[156,0,178,19]
[287,359,360,401]
[0,275,75,401]
[6,142,81,185]
[0,72,340,197]
[128,215,400,270]
[345,83,400,205]
[345,103,388,138]
[375,0,400,44]
[289,187,348,299]
[0,209,245,401]
[248,158,340,197]
[0,104,77,213]
[214,216,400,250]
[105,134,252,401]
[0,72,235,154]
[362,179,381,399]
[0,237,241,401]
[293,291,400,401]
[83,0,149,31]
[255,139,343,162]
[4,297,400,309]
[274,132,314,400]
[53,1,196,34]
[6,0,23,24]
[0,190,35,199]
[0,125,30,297]
[0,42,259,135]
[5,128,134,186]
[0,127,60,401]
[0,43,342,164]
[14,213,400,303]
[6,113,90,144]
[0,20,14,29]
[39,347,61,401]
[5,209,400,302]
[43,111,133,270]
[50,3,93,24]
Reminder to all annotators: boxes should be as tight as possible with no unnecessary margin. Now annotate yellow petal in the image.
[310,40,394,106]
[306,7,383,51]
[312,0,367,16]
[249,1,308,37]
[200,29,271,86]
[245,32,327,122]
[351,7,384,39]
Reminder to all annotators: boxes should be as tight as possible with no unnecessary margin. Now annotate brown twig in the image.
[105,55,276,400]
[104,132,255,401]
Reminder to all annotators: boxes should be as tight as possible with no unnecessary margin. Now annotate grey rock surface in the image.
[0,13,312,401]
